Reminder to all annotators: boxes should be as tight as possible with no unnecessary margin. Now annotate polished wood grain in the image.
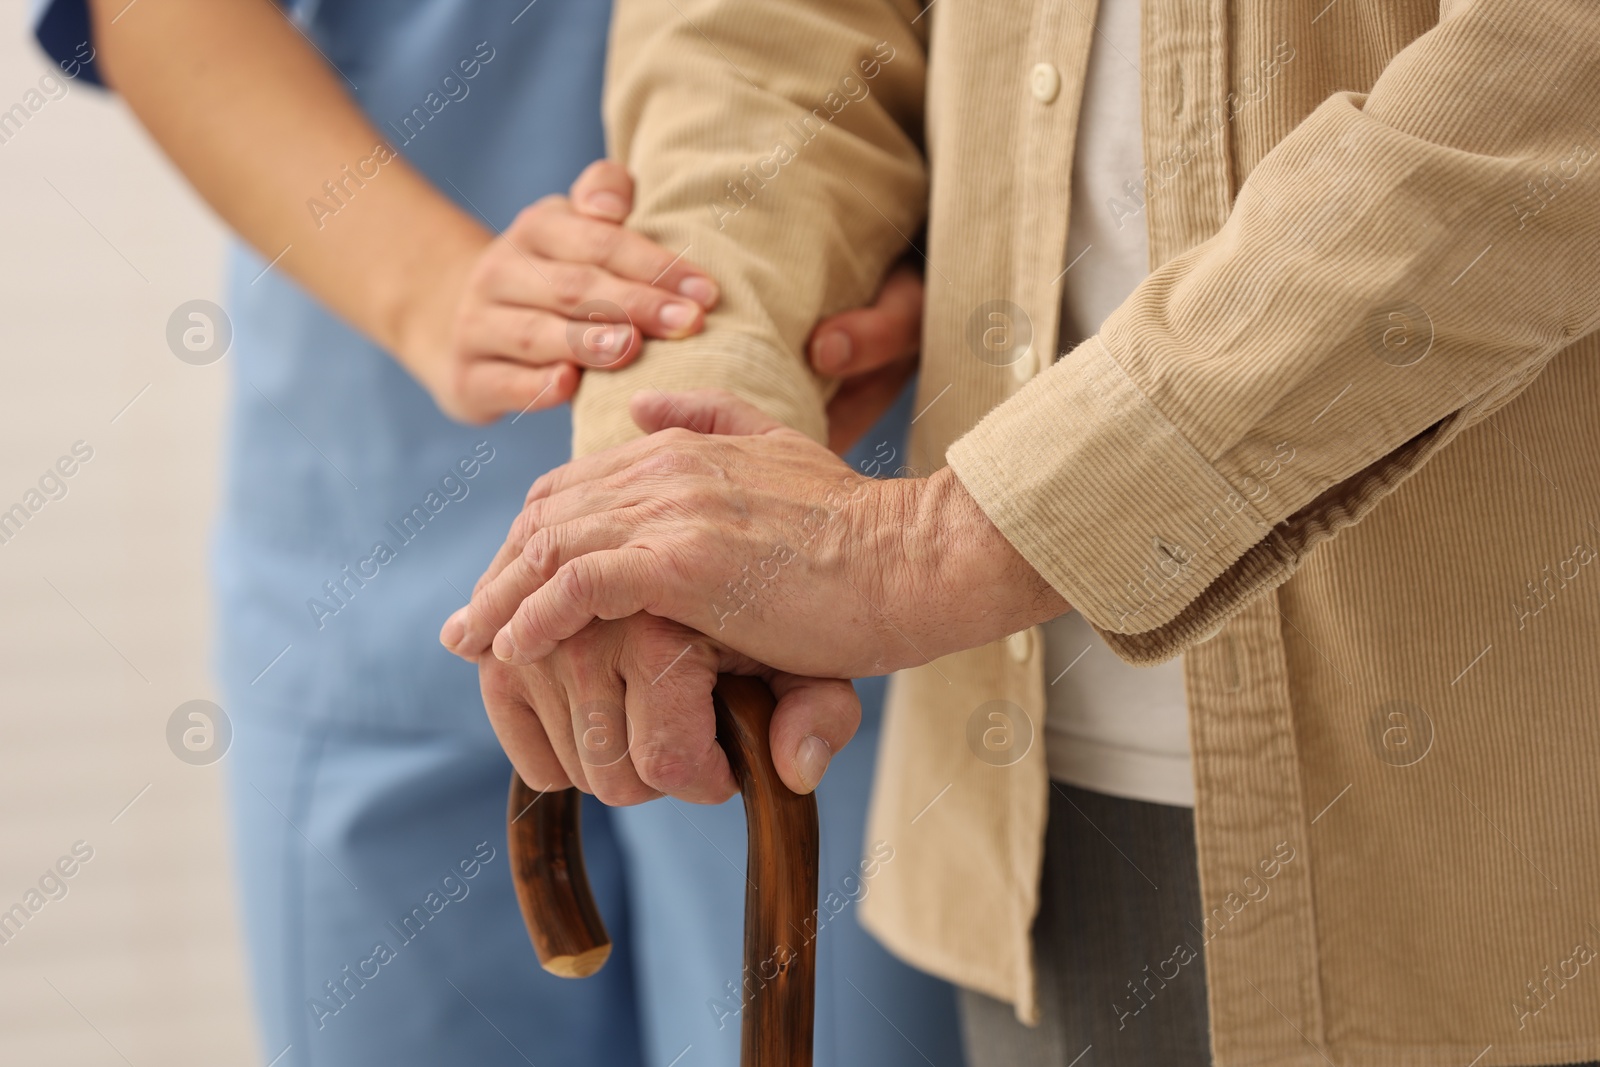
[714,675,820,1067]
[507,675,819,1066]
[507,774,611,978]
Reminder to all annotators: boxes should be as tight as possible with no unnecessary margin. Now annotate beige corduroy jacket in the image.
[575,1,1600,1063]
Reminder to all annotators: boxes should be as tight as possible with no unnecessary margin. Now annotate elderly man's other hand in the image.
[477,612,860,802]
[443,390,1066,680]
[812,261,923,455]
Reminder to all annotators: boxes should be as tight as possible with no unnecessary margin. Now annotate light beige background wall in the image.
[1,3,260,1061]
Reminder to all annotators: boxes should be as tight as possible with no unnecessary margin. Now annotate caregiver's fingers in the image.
[457,359,581,424]
[480,661,574,794]
[506,197,717,308]
[765,673,861,796]
[493,550,664,666]
[621,632,738,804]
[481,255,708,343]
[567,159,634,223]
[461,304,641,372]
[629,388,791,438]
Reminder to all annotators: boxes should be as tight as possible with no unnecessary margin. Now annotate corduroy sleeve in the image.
[948,0,1600,664]
[571,0,929,456]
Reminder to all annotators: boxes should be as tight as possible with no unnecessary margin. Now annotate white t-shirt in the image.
[1042,0,1194,808]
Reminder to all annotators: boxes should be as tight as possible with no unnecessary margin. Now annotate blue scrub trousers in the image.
[228,675,965,1067]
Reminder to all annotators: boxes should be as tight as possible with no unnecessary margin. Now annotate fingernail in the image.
[440,609,468,650]
[794,735,833,793]
[584,191,628,220]
[492,629,517,663]
[678,275,718,307]
[583,324,630,362]
[813,332,851,374]
[659,302,697,333]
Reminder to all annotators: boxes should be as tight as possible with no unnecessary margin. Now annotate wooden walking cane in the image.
[507,675,819,1067]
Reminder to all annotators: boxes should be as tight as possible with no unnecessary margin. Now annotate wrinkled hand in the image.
[443,390,1065,681]
[477,613,860,804]
[430,182,926,802]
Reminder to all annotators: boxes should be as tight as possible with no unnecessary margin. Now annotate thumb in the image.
[569,159,634,222]
[630,388,789,437]
[765,673,861,795]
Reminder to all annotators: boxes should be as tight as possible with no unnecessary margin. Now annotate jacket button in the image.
[1030,63,1061,104]
[1006,629,1034,662]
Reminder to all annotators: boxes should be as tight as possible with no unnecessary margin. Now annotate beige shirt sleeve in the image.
[949,0,1600,664]
[571,0,930,457]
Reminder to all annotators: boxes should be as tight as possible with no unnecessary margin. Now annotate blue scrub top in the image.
[37,0,614,732]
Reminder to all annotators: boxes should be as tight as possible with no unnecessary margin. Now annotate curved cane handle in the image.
[507,675,819,1066]
[506,780,611,978]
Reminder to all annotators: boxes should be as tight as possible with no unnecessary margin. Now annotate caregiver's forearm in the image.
[88,0,487,365]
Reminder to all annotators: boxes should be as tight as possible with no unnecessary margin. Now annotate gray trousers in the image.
[959,783,1600,1067]
[959,782,1211,1067]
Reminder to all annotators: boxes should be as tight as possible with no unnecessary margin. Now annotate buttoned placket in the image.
[1137,1,1332,1062]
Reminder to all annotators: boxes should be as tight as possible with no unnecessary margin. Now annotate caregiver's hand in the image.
[477,614,859,803]
[445,390,1068,679]
[403,160,928,427]
[399,160,719,424]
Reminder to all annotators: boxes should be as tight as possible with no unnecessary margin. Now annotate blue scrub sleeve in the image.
[32,0,105,87]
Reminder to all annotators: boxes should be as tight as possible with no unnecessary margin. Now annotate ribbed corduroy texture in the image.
[588,1,1600,1063]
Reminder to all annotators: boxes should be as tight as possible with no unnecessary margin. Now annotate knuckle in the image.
[590,780,644,807]
[514,313,540,358]
[511,591,544,636]
[635,449,693,479]
[638,429,705,468]
[552,265,596,312]
[659,424,700,445]
[521,528,558,579]
[510,201,552,240]
[524,473,555,506]
[477,252,512,293]
[463,251,500,295]
[521,313,558,362]
[509,205,540,235]
[556,559,594,607]
[631,621,696,667]
[582,223,624,264]
[630,743,704,795]
[529,195,565,220]
[509,506,536,545]
[615,286,657,326]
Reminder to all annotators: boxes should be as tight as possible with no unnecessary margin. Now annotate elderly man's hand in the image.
[451,255,925,805]
[477,613,861,803]
[443,390,1066,680]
